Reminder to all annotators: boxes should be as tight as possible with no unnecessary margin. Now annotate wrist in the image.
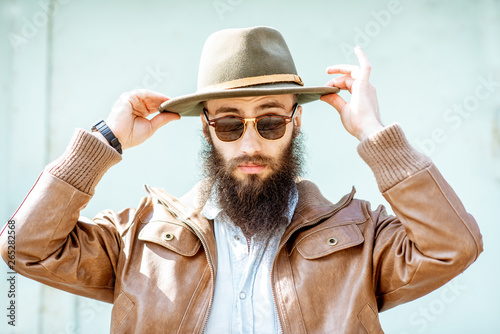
[91,120,123,154]
[92,131,109,145]
[356,121,384,141]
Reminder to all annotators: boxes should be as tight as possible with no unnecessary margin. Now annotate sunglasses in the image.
[203,103,298,142]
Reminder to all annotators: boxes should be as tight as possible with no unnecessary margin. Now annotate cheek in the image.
[271,132,293,156]
[212,138,237,163]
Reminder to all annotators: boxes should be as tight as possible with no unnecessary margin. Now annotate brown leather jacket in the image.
[0,125,483,333]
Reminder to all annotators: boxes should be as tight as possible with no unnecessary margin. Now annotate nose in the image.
[239,121,262,155]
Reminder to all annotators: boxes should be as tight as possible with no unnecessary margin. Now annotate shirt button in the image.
[239,292,246,300]
[234,235,240,241]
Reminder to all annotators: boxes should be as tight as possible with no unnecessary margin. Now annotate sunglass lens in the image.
[257,116,287,140]
[214,118,245,142]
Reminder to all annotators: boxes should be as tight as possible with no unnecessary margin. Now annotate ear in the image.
[200,113,210,142]
[293,105,303,130]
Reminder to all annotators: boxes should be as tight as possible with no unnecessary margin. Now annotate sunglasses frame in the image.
[203,103,299,142]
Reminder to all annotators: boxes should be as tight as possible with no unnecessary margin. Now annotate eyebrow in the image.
[213,101,287,116]
[214,106,241,116]
[256,101,286,111]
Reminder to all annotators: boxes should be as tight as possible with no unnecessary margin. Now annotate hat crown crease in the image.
[197,26,298,90]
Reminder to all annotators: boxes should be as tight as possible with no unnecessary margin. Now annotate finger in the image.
[150,111,181,133]
[326,75,354,91]
[354,46,371,81]
[320,93,346,113]
[128,89,171,114]
[326,64,359,76]
[133,89,170,108]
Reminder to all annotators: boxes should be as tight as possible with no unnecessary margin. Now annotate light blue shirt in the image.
[202,186,298,334]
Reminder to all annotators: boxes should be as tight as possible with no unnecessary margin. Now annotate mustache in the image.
[227,154,277,171]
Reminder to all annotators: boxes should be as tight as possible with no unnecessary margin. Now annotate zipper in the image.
[270,197,353,333]
[145,186,215,333]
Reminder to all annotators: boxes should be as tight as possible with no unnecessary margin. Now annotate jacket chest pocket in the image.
[290,223,364,259]
[138,220,201,257]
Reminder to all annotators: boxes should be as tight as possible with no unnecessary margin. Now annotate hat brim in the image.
[159,83,339,116]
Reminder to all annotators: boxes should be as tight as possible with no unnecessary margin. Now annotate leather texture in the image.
[0,163,483,333]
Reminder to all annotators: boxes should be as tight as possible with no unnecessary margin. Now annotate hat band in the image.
[202,74,304,91]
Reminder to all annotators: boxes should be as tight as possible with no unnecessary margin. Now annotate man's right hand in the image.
[96,89,180,150]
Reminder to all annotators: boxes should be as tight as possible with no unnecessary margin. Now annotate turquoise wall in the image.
[1,0,499,332]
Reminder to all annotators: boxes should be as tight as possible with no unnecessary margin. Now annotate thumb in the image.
[150,112,181,133]
[321,93,346,114]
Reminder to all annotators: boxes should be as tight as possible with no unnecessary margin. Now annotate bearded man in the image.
[0,26,482,333]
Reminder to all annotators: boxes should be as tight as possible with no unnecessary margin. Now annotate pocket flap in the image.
[294,224,364,259]
[139,220,201,257]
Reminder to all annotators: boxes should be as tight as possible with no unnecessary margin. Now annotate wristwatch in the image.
[91,120,123,154]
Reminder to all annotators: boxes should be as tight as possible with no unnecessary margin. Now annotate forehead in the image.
[205,94,295,115]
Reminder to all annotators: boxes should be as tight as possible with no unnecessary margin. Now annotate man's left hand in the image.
[321,46,384,141]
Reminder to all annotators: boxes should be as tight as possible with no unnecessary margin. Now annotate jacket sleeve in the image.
[0,129,124,303]
[357,123,483,311]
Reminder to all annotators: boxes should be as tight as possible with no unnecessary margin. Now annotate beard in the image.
[200,127,304,239]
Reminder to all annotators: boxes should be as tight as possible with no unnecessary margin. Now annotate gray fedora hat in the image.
[159,26,339,116]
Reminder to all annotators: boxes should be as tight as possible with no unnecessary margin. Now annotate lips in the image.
[238,162,266,174]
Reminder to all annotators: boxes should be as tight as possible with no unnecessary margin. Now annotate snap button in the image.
[165,233,174,241]
[239,292,246,300]
[327,237,338,246]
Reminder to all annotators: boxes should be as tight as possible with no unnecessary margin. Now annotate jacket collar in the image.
[145,179,356,235]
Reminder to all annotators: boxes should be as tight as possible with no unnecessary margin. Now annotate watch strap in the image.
[91,120,123,154]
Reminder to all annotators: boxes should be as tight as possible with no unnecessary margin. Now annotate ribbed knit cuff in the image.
[46,129,122,195]
[357,123,432,193]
